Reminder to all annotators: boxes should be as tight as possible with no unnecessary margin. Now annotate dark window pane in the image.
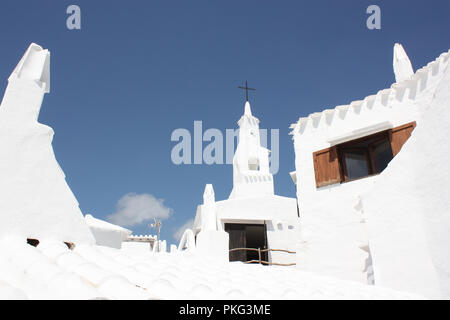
[372,140,393,173]
[344,150,369,180]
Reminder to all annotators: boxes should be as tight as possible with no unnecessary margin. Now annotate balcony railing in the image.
[229,247,296,266]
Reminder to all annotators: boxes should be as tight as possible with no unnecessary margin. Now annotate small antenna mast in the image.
[149,218,162,251]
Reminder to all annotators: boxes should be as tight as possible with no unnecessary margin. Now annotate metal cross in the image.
[238,81,255,102]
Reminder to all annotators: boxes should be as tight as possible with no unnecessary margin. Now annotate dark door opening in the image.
[225,223,268,263]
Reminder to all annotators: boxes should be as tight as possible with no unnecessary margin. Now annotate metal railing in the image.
[229,247,296,266]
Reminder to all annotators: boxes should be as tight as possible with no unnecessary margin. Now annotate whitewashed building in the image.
[193,101,300,265]
[290,44,450,299]
[84,214,132,249]
[0,44,442,300]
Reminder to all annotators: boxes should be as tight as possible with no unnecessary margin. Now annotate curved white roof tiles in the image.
[0,236,421,300]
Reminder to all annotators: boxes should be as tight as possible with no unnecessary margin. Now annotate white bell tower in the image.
[229,101,274,199]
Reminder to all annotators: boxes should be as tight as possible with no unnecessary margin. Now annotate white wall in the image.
[0,43,95,245]
[215,195,300,265]
[359,51,450,298]
[291,48,449,284]
[265,219,299,265]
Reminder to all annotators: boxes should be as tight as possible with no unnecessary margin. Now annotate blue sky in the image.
[0,0,449,244]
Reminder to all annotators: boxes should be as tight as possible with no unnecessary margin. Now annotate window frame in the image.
[311,121,417,188]
[337,130,392,183]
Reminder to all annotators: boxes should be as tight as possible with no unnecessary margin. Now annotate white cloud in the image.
[107,193,173,227]
[173,218,194,242]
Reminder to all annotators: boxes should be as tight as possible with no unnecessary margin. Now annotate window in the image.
[342,149,370,180]
[312,121,416,188]
[339,131,393,181]
[372,139,393,172]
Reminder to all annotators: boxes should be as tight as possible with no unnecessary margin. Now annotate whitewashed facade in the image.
[193,102,300,265]
[291,44,450,298]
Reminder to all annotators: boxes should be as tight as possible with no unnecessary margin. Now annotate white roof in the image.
[85,214,131,235]
[0,235,422,300]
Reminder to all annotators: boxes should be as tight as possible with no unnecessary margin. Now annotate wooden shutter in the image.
[313,146,342,188]
[389,121,416,156]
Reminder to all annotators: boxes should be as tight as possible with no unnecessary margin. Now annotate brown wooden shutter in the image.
[389,121,416,156]
[313,146,342,188]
